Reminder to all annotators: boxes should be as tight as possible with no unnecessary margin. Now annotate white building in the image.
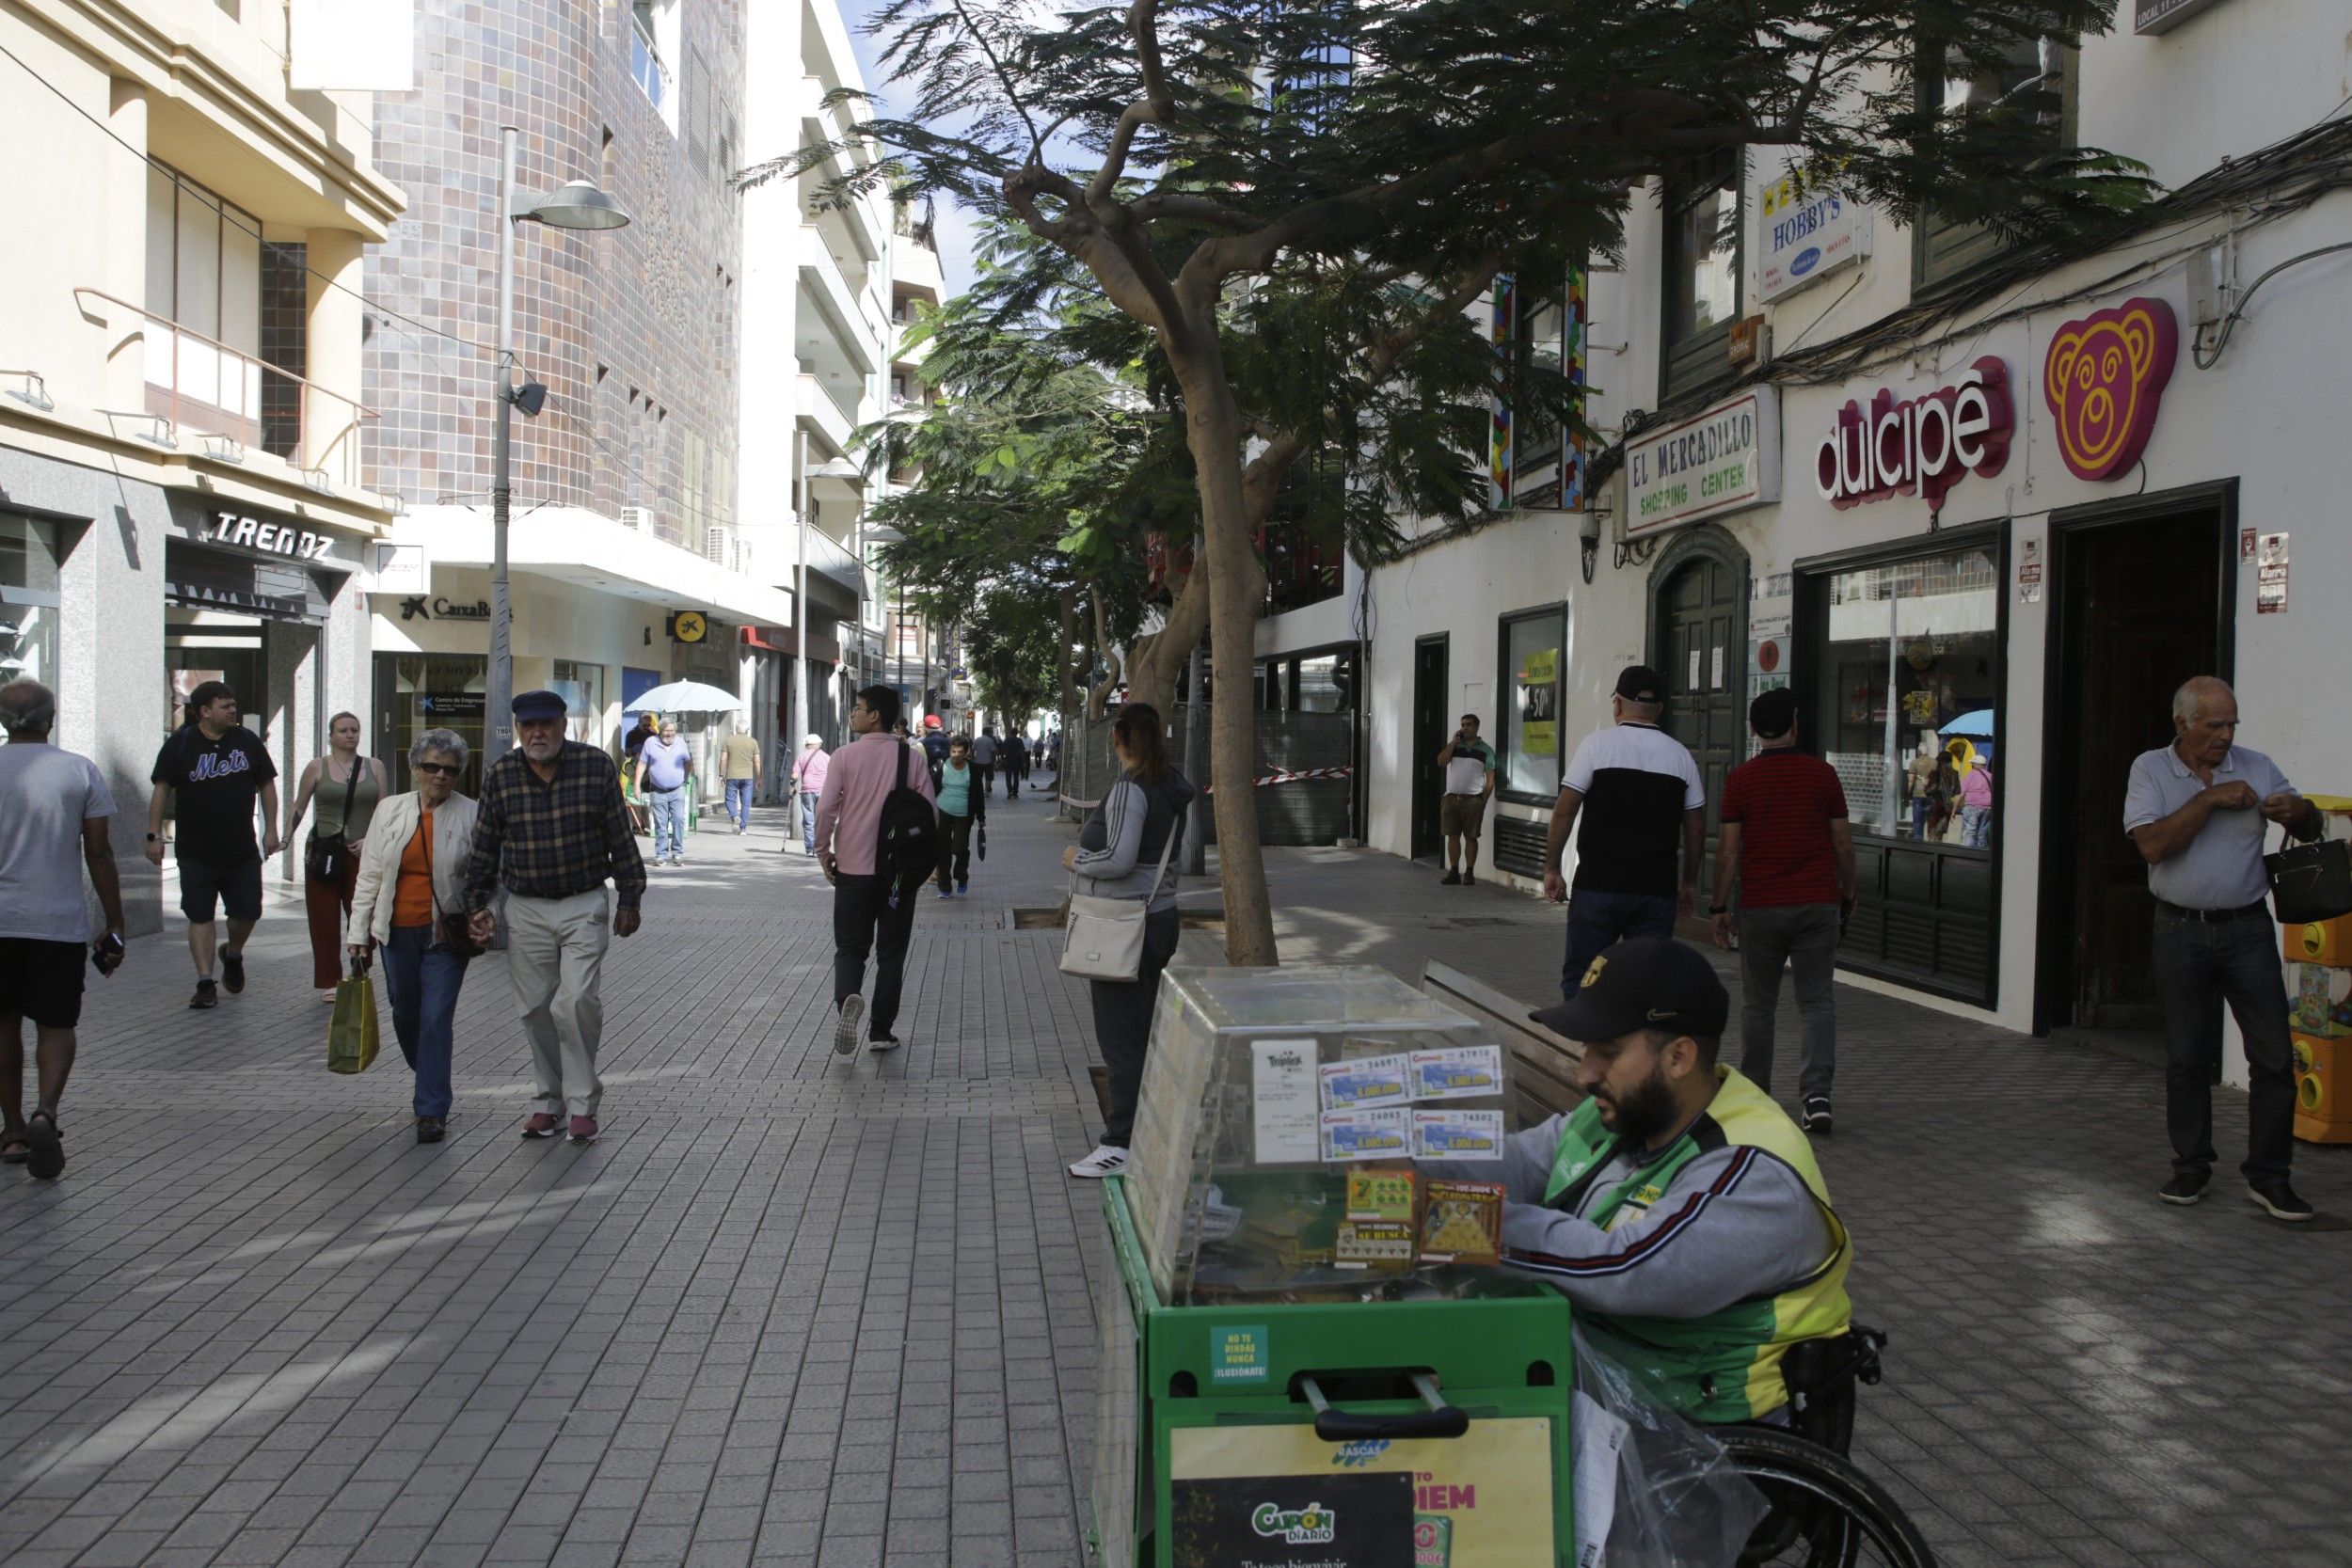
[1265,4,2352,1069]
[0,0,403,932]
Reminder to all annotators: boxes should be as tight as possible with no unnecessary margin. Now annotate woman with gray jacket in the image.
[1061,704,1197,1180]
[348,730,480,1144]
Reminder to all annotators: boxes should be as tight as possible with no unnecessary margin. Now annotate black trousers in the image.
[1089,907,1182,1147]
[2151,909,2296,1182]
[935,812,975,887]
[833,871,920,1036]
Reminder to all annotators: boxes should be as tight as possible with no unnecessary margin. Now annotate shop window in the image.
[1660,154,1742,403]
[1808,546,1999,845]
[1914,30,2074,289]
[0,515,63,712]
[1498,607,1565,802]
[1294,654,1349,714]
[552,659,606,749]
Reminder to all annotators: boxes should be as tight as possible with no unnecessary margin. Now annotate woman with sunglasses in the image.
[349,730,480,1143]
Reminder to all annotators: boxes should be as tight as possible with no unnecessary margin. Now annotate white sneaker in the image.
[834,994,866,1056]
[1068,1145,1127,1180]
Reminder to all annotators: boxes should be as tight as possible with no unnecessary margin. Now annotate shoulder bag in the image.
[306,757,365,883]
[421,806,485,958]
[1060,801,1180,982]
[2266,819,2352,926]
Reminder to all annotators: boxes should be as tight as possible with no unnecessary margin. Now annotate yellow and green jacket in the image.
[1494,1067,1851,1422]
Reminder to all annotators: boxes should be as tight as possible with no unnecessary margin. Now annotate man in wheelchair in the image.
[1484,938,1860,1433]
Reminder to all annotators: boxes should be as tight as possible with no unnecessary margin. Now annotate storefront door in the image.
[1411,635,1449,861]
[374,653,488,796]
[1653,539,1746,903]
[2040,499,2232,1031]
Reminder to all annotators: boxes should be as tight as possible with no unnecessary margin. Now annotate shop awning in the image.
[382,507,796,627]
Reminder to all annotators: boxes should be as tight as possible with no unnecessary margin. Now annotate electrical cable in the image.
[2191,239,2352,369]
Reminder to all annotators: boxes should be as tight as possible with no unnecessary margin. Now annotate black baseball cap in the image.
[512,689,567,721]
[1530,937,1729,1043]
[1750,687,1797,739]
[1614,665,1663,704]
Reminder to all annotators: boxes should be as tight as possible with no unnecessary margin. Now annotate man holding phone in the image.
[1435,713,1498,885]
[0,680,126,1180]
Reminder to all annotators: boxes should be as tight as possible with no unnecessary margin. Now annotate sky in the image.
[847,2,983,298]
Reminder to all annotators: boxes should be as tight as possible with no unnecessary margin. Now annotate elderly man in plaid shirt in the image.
[466,689,646,1145]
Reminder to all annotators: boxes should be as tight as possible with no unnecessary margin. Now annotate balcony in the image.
[795,372,857,459]
[72,287,375,490]
[631,23,674,118]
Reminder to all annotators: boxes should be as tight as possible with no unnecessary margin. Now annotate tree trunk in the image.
[1056,586,1080,724]
[1086,587,1122,720]
[1176,358,1278,968]
[1124,559,1209,717]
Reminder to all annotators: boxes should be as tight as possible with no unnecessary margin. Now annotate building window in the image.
[1661,154,1741,403]
[1504,280,1569,509]
[630,0,680,131]
[0,515,64,706]
[1498,606,1565,802]
[552,659,605,748]
[1914,30,2073,288]
[144,165,266,436]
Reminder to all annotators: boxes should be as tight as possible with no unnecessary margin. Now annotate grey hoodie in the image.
[1073,770,1198,914]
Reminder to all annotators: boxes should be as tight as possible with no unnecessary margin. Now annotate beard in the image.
[1601,1063,1683,1150]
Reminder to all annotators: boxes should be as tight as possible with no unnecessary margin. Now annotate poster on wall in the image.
[1521,650,1559,756]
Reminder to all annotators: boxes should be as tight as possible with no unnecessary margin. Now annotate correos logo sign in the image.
[1815,358,2013,514]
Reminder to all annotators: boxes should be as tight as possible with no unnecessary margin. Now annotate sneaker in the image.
[568,1117,599,1146]
[1440,869,1461,885]
[219,949,246,994]
[937,887,953,900]
[189,978,219,1010]
[1462,870,1476,886]
[2248,1180,2314,1222]
[834,994,866,1056]
[520,1113,561,1139]
[416,1117,446,1145]
[2158,1169,2208,1205]
[956,881,967,895]
[1802,1098,1834,1136]
[868,1034,901,1053]
[1068,1145,1128,1180]
[24,1112,63,1181]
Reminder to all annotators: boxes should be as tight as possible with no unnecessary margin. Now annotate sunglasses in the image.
[414,761,460,776]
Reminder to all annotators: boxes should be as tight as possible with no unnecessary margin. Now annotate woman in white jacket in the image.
[349,729,480,1144]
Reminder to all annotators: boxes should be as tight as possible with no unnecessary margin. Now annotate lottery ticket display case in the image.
[1087,965,1577,1568]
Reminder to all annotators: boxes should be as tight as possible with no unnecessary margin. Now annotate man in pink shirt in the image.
[787,734,830,857]
[816,687,935,1054]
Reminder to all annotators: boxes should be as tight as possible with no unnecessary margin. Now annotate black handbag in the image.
[2266,824,2352,926]
[419,813,485,958]
[305,758,365,882]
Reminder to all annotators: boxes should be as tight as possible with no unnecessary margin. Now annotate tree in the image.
[758,0,2151,966]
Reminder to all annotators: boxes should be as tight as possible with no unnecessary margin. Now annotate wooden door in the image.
[1658,554,1744,901]
[1411,637,1449,861]
[2064,513,2221,1027]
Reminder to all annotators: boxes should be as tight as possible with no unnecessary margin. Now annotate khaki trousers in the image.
[504,889,612,1117]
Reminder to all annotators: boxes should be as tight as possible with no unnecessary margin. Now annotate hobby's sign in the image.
[1815,358,2013,514]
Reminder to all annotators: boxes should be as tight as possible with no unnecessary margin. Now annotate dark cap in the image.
[512,689,567,721]
[1530,937,1729,1043]
[1750,686,1797,740]
[1614,665,1663,704]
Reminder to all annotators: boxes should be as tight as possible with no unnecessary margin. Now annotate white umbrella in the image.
[624,680,742,714]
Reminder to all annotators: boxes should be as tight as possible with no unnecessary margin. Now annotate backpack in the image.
[878,739,938,890]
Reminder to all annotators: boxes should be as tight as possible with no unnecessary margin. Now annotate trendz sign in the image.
[1815,358,2013,514]
[206,511,336,561]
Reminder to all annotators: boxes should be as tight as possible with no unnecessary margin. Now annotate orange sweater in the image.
[392,813,437,928]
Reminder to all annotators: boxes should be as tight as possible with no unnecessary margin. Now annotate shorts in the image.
[1439,793,1488,837]
[0,938,87,1029]
[180,856,264,924]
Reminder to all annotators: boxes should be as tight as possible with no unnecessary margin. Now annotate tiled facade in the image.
[361,0,743,549]
[259,241,308,462]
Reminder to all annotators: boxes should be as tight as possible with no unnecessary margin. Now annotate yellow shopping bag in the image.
[327,967,380,1074]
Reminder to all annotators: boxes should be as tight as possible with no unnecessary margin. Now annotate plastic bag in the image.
[1574,1326,1767,1566]
[327,970,379,1074]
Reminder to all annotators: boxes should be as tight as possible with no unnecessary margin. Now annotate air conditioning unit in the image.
[703,525,738,571]
[619,506,654,532]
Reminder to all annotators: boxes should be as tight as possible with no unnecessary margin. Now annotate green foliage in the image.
[961,583,1061,721]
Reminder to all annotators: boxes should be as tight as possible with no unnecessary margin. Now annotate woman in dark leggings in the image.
[1062,704,1198,1180]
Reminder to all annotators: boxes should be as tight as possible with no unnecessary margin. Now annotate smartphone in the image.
[91,932,125,976]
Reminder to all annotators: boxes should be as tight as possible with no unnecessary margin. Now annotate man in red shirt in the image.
[1708,688,1856,1134]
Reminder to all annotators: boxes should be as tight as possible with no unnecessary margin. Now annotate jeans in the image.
[1736,904,1840,1101]
[382,924,468,1119]
[1563,889,1679,1002]
[1910,798,1927,839]
[2151,911,2296,1183]
[1090,907,1182,1147]
[647,788,686,859]
[799,792,818,855]
[834,871,921,1037]
[936,811,975,888]
[1960,804,1991,848]
[725,778,754,830]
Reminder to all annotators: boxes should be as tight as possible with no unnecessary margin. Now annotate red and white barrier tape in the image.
[1202,766,1355,795]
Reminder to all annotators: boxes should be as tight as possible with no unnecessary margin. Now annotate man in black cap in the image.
[1541,664,1707,1003]
[465,689,645,1145]
[1478,938,1852,1424]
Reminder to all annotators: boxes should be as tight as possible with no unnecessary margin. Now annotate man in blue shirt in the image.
[932,735,985,897]
[2124,675,2319,1221]
[633,720,695,868]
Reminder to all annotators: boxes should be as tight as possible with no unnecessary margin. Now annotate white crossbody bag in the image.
[1060,816,1180,981]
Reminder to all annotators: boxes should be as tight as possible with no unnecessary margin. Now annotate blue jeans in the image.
[1563,889,1679,1002]
[2151,910,2296,1182]
[1960,804,1991,848]
[647,788,686,859]
[799,792,818,855]
[382,924,468,1118]
[725,778,754,830]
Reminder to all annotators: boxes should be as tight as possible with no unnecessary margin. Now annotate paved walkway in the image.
[0,791,2345,1567]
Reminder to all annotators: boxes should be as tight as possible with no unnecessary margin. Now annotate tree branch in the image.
[1089,1,1181,201]
[946,0,1045,166]
[1132,190,1259,229]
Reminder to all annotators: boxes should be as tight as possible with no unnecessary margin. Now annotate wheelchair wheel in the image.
[1722,1428,1937,1568]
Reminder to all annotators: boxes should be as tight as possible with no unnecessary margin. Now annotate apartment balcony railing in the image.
[630,24,672,113]
[73,287,376,490]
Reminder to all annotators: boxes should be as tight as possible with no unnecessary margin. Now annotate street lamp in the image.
[487,126,632,759]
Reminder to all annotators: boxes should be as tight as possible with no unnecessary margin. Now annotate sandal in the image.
[1,1128,26,1165]
[24,1110,62,1181]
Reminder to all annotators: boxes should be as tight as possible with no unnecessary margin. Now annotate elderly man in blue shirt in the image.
[2125,675,2320,1222]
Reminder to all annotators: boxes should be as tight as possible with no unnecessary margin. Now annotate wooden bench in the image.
[1421,959,1584,1129]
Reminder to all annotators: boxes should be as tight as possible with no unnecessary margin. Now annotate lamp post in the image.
[487,124,632,759]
